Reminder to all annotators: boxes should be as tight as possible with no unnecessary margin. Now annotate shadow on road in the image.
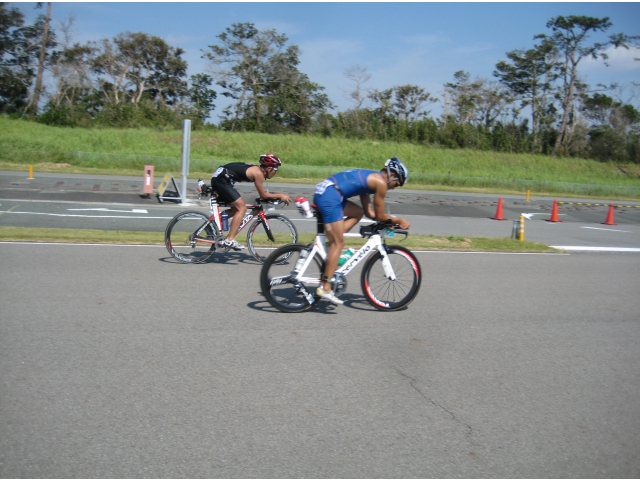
[246,291,393,314]
[157,251,263,265]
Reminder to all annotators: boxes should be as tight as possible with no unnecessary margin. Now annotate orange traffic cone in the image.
[603,203,617,225]
[493,197,506,220]
[548,199,561,222]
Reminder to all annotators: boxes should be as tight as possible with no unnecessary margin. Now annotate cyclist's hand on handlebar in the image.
[395,218,410,229]
[279,194,291,205]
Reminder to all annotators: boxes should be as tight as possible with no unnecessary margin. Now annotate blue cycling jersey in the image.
[329,169,378,198]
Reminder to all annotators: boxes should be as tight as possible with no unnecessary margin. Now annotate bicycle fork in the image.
[258,212,276,242]
[378,247,397,281]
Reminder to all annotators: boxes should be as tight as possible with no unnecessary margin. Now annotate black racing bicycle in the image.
[164,180,297,264]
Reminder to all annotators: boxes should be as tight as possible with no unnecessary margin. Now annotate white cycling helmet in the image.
[384,157,409,186]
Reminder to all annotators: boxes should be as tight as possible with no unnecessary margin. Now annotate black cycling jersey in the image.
[212,163,255,185]
[211,162,257,204]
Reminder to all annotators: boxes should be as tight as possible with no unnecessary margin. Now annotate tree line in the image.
[1,2,639,162]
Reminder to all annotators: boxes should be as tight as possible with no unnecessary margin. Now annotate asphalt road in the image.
[1,171,640,251]
[1,243,639,478]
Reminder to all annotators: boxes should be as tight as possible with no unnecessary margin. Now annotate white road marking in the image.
[67,208,149,213]
[551,246,640,252]
[0,242,165,247]
[0,210,172,219]
[521,213,546,219]
[581,226,631,233]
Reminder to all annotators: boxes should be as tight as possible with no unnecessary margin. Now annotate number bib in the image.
[315,179,335,196]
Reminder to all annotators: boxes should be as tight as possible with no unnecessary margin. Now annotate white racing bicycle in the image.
[260,208,422,312]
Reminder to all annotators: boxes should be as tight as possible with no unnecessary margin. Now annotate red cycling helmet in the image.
[259,153,282,168]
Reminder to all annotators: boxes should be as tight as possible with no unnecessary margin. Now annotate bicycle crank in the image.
[332,273,348,295]
[294,283,316,306]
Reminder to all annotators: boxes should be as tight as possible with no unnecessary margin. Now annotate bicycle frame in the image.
[201,196,274,243]
[291,229,397,285]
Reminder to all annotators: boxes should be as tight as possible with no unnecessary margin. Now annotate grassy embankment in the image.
[2,116,639,199]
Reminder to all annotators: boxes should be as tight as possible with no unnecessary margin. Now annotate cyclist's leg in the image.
[314,186,346,296]
[323,220,345,288]
[225,197,246,242]
[342,200,364,232]
[213,180,245,243]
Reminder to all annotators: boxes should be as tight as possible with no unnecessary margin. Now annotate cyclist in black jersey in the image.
[211,154,291,250]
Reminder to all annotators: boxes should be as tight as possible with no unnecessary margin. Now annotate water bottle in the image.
[295,196,313,218]
[384,228,395,238]
[338,248,356,266]
[221,211,229,231]
[293,248,309,273]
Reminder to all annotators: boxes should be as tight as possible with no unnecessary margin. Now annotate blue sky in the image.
[18,2,640,119]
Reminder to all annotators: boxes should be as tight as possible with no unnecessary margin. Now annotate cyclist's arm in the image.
[368,174,410,228]
[360,194,376,220]
[247,166,291,204]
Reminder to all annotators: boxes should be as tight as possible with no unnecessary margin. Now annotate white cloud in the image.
[582,45,640,72]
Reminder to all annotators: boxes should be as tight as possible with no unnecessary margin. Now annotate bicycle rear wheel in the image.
[247,214,298,263]
[165,211,219,263]
[260,244,324,313]
[361,245,421,310]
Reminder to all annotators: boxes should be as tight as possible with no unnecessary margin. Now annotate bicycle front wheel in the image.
[165,211,219,264]
[260,244,324,313]
[361,245,421,310]
[247,214,298,263]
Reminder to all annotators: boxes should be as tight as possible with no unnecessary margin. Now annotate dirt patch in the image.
[426,237,472,248]
[43,162,72,169]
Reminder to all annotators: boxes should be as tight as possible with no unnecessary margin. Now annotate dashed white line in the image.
[67,208,149,213]
[551,246,640,252]
[581,226,631,233]
[0,210,172,219]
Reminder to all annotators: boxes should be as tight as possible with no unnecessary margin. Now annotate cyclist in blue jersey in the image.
[313,157,410,305]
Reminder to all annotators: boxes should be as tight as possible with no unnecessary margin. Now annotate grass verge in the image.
[2,116,639,199]
[0,226,560,253]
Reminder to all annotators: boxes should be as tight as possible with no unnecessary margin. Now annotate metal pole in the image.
[180,119,191,204]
